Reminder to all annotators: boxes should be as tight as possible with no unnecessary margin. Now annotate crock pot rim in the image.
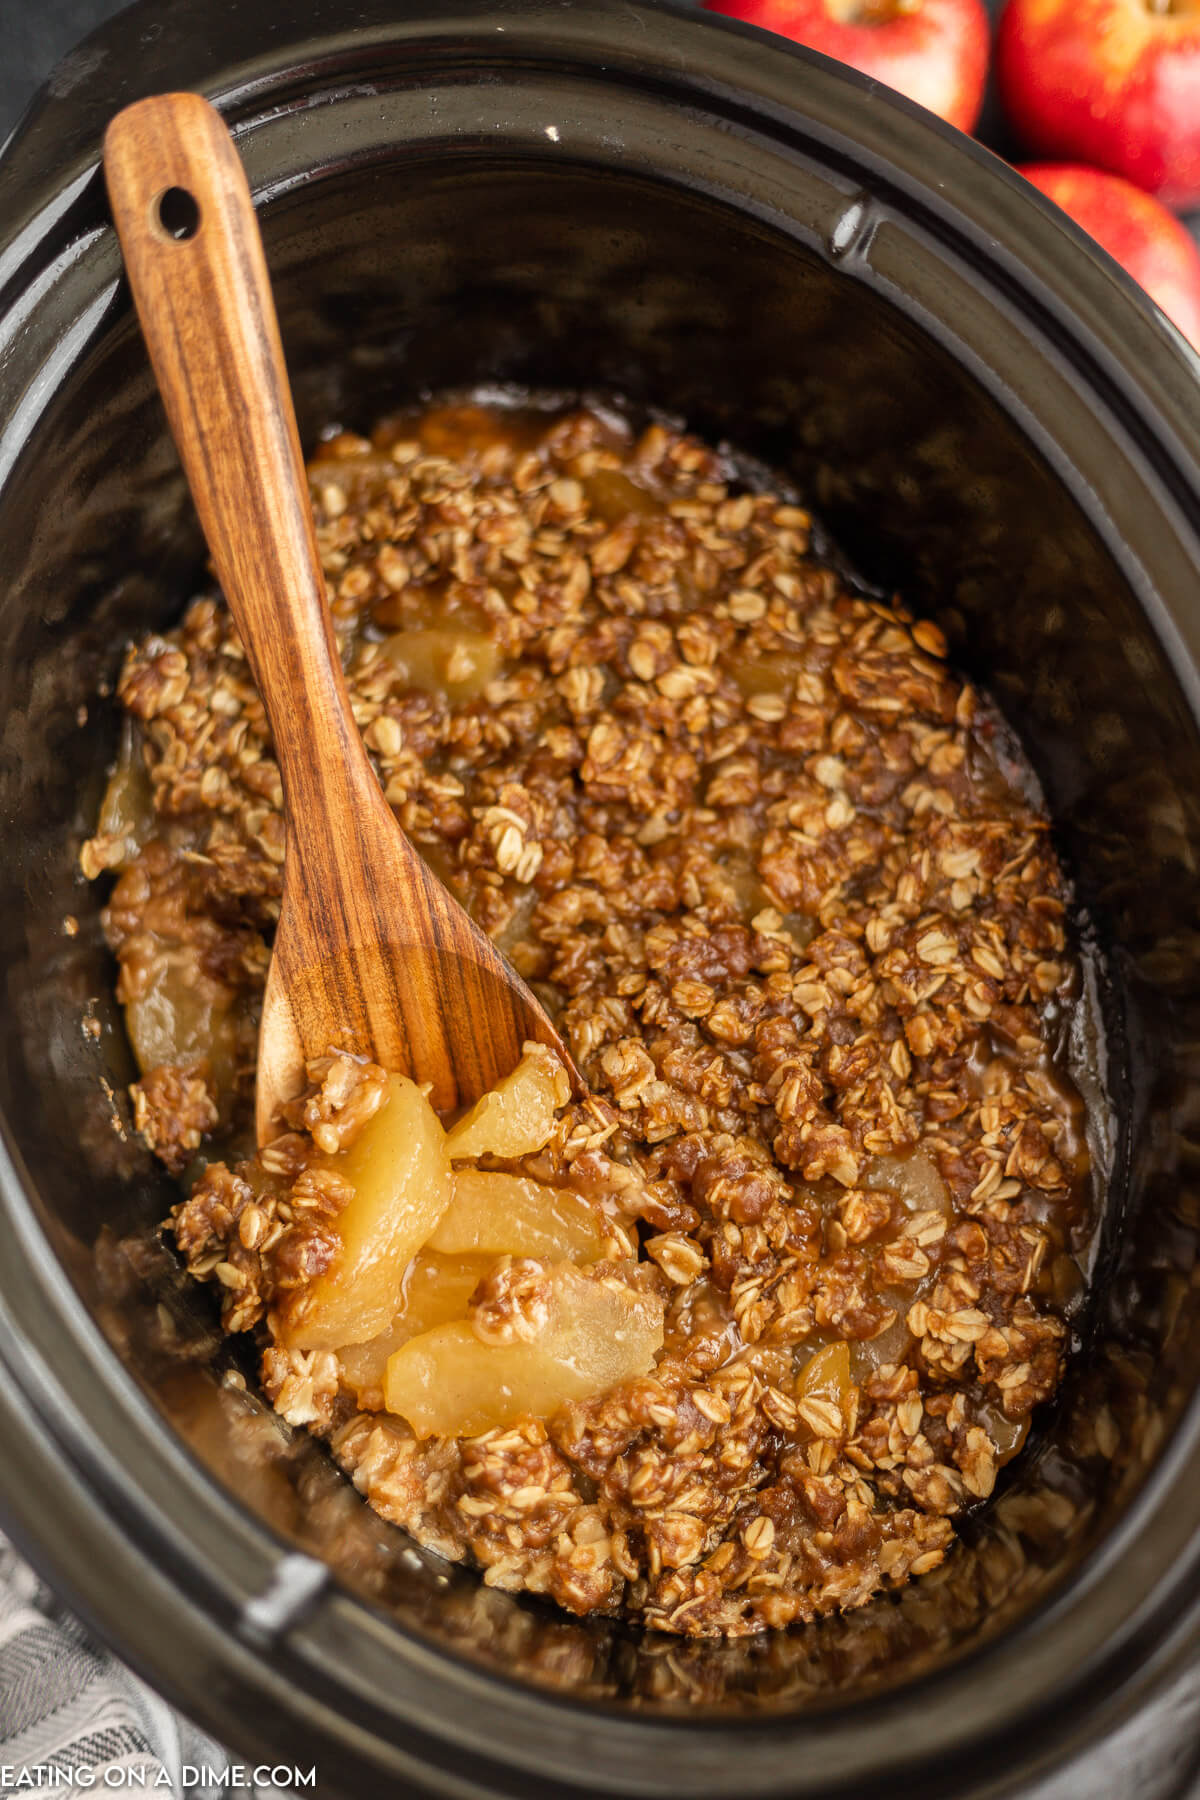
[1,3,1199,1795]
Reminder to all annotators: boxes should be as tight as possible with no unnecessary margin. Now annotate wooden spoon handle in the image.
[103,92,383,849]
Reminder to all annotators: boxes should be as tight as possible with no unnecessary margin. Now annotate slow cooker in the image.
[1,1,1199,1793]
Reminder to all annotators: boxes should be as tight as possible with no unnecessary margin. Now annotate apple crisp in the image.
[81,401,1096,1637]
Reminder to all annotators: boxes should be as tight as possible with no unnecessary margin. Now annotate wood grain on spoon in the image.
[103,93,578,1144]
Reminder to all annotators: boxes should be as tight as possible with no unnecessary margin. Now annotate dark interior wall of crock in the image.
[1,152,1199,1701]
[0,281,203,1242]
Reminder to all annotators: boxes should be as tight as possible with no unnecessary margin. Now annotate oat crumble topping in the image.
[82,401,1094,1637]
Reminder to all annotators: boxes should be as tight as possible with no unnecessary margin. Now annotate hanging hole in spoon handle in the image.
[155,185,201,241]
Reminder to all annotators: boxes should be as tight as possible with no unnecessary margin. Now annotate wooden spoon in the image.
[104,92,578,1144]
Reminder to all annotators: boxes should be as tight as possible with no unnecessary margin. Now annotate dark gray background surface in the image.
[1,1,1199,1797]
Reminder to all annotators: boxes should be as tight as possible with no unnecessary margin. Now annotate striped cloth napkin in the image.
[0,1537,284,1799]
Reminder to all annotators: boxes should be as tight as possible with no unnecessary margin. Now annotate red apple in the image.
[1019,163,1200,346]
[998,0,1200,212]
[704,0,990,132]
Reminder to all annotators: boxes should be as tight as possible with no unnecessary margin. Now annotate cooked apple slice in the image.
[383,1264,664,1439]
[728,649,807,700]
[445,1043,570,1161]
[284,1074,453,1352]
[795,1340,853,1436]
[862,1149,953,1220]
[380,627,499,702]
[849,1310,913,1381]
[428,1170,605,1261]
[338,1251,492,1409]
[97,718,156,868]
[797,1340,851,1404]
[125,958,236,1092]
[583,469,659,522]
